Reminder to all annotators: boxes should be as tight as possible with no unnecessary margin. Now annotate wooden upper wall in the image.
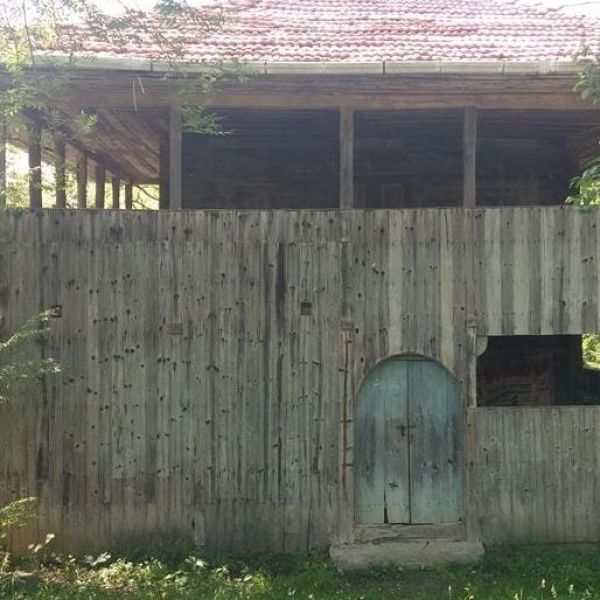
[2,207,600,552]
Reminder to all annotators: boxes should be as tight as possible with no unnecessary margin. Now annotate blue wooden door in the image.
[355,357,461,524]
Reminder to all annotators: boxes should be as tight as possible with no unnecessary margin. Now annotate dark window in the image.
[477,334,600,406]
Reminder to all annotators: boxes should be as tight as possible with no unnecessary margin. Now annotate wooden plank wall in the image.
[473,407,600,543]
[1,207,600,552]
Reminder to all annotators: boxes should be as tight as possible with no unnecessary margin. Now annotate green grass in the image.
[2,544,600,599]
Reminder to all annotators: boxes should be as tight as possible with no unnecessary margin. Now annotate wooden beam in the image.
[339,107,354,208]
[28,122,42,209]
[124,180,133,209]
[169,101,182,209]
[95,164,106,208]
[463,106,477,208]
[0,115,6,208]
[111,174,120,209]
[76,151,87,208]
[54,135,66,208]
[159,132,169,209]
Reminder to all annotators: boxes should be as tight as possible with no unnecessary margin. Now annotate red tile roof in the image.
[58,0,600,64]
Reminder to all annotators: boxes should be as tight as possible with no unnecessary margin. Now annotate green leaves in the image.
[570,53,600,205]
[0,308,61,406]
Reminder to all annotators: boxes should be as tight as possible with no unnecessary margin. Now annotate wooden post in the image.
[0,114,6,207]
[463,106,477,208]
[111,174,120,209]
[125,179,133,209]
[28,121,42,209]
[339,107,354,208]
[95,164,106,208]
[169,101,182,209]
[159,132,169,209]
[76,150,87,208]
[54,135,66,208]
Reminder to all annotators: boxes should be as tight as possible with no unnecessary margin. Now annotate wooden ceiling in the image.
[9,108,165,184]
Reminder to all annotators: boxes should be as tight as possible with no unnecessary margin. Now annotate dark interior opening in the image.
[181,108,600,210]
[354,110,463,208]
[182,109,339,209]
[475,110,600,206]
[477,334,600,406]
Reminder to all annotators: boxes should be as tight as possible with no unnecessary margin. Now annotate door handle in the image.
[399,424,416,437]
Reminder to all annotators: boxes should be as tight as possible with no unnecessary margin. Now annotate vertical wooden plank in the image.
[125,180,133,210]
[339,107,354,208]
[95,165,106,209]
[76,151,87,209]
[463,106,477,208]
[0,112,5,207]
[28,121,42,209]
[54,135,66,208]
[169,102,182,209]
[408,359,461,524]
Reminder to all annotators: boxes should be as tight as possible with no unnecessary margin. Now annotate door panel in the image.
[408,360,461,524]
[355,365,385,523]
[383,360,410,523]
[355,357,460,525]
[356,359,409,523]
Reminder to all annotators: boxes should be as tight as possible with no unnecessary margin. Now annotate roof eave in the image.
[35,53,582,75]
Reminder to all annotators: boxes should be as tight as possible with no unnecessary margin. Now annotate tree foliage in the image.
[568,54,600,205]
[0,0,243,143]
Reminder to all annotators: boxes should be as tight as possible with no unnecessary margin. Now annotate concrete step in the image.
[330,539,484,570]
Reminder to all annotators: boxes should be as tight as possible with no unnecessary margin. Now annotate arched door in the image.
[355,356,461,524]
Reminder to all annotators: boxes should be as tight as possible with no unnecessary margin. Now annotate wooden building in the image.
[3,0,600,564]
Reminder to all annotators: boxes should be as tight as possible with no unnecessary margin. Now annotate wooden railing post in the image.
[159,131,169,209]
[125,179,133,209]
[169,101,182,209]
[463,106,477,208]
[339,106,354,208]
[28,122,42,209]
[54,134,66,208]
[28,121,42,209]
[111,174,120,209]
[95,164,106,208]
[76,150,87,208]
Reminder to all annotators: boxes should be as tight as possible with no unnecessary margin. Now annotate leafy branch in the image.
[0,308,61,406]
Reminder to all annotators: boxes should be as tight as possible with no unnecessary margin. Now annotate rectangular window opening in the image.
[477,334,600,407]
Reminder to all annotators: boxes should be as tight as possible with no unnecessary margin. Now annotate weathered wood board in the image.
[1,207,600,552]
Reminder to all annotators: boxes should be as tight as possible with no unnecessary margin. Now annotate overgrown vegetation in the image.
[583,334,600,369]
[0,310,60,570]
[1,545,600,599]
[568,54,600,206]
[0,309,60,406]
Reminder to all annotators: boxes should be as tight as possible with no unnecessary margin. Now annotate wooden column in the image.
[28,122,42,209]
[76,151,87,208]
[159,132,169,209]
[124,179,133,209]
[463,106,477,208]
[169,102,182,209]
[95,164,106,208]
[54,135,66,208]
[0,114,6,207]
[339,106,354,208]
[111,174,120,209]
